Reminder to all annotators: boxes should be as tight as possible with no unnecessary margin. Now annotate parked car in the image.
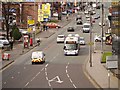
[0,36,10,49]
[53,12,58,17]
[57,35,65,43]
[31,51,45,64]
[46,23,61,28]
[79,37,85,45]
[94,35,106,42]
[67,27,75,32]
[94,35,101,42]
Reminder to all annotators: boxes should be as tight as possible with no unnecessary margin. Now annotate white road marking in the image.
[24,67,26,69]
[67,74,69,78]
[48,81,51,87]
[35,72,40,77]
[25,82,29,87]
[17,72,20,74]
[69,79,73,83]
[45,64,48,68]
[66,62,77,88]
[66,66,68,69]
[46,77,48,80]
[73,84,77,88]
[41,68,44,71]
[11,76,14,79]
[66,69,68,73]
[4,82,6,84]
[45,71,47,76]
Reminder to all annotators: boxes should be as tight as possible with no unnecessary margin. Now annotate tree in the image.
[2,2,10,40]
[12,25,22,40]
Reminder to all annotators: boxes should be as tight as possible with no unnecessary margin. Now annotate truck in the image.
[63,36,80,56]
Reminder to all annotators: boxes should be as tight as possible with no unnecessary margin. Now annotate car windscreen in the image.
[65,44,78,50]
[32,53,43,59]
[58,36,64,38]
[0,37,6,40]
[84,25,90,28]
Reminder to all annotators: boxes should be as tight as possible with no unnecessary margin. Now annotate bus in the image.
[63,36,80,56]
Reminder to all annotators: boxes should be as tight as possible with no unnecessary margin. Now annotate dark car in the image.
[67,27,74,32]
[76,19,83,25]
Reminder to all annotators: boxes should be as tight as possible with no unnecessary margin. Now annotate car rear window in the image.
[58,36,64,38]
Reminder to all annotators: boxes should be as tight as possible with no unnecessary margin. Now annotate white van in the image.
[83,23,90,33]
[31,51,45,64]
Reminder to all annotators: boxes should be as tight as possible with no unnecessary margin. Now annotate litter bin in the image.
[2,53,10,60]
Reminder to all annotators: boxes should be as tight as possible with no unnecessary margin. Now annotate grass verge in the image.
[101,52,112,63]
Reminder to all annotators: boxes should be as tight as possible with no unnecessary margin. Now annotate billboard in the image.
[42,3,51,19]
[38,9,44,22]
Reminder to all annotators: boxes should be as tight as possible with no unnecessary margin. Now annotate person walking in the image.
[9,39,13,50]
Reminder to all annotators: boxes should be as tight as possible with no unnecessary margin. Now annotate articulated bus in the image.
[63,36,80,56]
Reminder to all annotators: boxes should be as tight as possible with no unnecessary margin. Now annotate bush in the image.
[101,52,112,63]
[49,19,59,23]
[12,25,22,40]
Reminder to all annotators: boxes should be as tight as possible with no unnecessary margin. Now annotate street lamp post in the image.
[89,9,92,67]
[101,0,104,53]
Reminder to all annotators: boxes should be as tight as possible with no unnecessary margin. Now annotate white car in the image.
[53,12,58,17]
[0,36,9,48]
[84,10,89,14]
[85,14,90,18]
[87,18,90,21]
[83,23,90,33]
[94,35,106,42]
[57,35,65,43]
[31,51,45,64]
[79,37,85,45]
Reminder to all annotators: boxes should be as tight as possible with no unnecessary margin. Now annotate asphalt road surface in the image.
[2,4,110,89]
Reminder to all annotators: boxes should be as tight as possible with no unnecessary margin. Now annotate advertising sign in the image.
[38,9,44,22]
[42,3,50,19]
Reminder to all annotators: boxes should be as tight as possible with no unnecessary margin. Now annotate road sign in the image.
[27,20,35,25]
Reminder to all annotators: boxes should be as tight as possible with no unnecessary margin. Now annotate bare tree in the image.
[2,2,11,40]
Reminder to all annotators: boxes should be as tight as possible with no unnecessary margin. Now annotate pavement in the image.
[0,13,119,89]
[85,50,119,89]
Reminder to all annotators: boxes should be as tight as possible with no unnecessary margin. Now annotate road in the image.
[2,4,110,89]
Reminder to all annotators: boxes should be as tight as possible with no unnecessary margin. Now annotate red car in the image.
[46,23,61,28]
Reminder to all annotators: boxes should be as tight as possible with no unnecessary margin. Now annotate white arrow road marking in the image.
[49,76,63,84]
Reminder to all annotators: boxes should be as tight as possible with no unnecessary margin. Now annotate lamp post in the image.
[33,1,36,44]
[89,8,92,67]
[101,0,104,53]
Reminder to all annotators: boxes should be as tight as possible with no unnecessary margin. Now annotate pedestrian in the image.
[43,23,46,31]
[66,13,69,21]
[9,39,13,50]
